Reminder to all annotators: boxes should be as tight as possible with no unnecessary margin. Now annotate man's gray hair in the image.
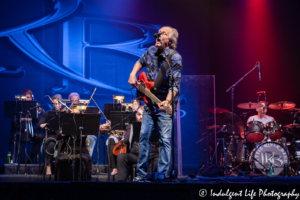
[165,26,179,49]
[68,92,80,100]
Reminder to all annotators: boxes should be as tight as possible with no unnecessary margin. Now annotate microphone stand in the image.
[91,97,108,178]
[226,62,260,178]
[159,37,179,180]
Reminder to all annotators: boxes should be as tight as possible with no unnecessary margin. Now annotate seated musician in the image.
[37,94,63,175]
[106,97,139,176]
[68,92,97,157]
[54,92,92,181]
[10,89,43,164]
[116,106,159,181]
[240,101,275,139]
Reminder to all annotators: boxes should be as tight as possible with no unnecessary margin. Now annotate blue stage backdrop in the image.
[0,0,210,172]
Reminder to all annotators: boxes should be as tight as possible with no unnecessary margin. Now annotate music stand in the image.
[104,103,125,120]
[110,111,136,130]
[85,107,100,114]
[4,101,38,175]
[62,113,100,181]
[132,122,142,144]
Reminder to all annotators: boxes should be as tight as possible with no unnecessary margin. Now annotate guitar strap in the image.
[153,49,177,91]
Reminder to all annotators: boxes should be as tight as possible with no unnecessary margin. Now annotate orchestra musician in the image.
[128,26,182,180]
[37,94,63,175]
[105,97,137,176]
[116,106,160,181]
[54,92,92,181]
[10,89,43,164]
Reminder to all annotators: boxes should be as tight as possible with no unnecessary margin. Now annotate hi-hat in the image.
[206,108,229,114]
[268,101,296,110]
[237,102,263,109]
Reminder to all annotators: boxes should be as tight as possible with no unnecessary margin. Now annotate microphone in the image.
[257,61,261,81]
[154,32,163,38]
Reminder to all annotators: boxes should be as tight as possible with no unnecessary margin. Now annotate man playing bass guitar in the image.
[128,26,182,181]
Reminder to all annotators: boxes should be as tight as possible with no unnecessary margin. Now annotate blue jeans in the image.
[136,110,172,178]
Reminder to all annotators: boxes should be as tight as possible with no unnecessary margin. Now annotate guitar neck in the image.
[139,84,162,104]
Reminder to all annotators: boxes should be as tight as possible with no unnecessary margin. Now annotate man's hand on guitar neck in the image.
[158,100,170,110]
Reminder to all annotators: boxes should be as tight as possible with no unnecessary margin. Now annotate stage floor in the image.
[2,164,300,200]
[1,176,300,200]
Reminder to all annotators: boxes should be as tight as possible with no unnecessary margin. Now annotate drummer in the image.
[247,101,274,125]
[240,101,275,138]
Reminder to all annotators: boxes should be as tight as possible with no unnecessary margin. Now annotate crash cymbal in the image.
[216,112,244,134]
[206,108,229,114]
[237,102,263,109]
[206,125,221,130]
[283,124,300,128]
[268,101,296,110]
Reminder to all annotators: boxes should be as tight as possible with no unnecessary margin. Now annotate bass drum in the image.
[249,141,289,176]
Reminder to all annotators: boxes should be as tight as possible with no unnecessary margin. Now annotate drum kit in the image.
[207,101,300,176]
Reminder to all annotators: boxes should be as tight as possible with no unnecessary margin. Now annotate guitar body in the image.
[137,72,172,116]
[138,72,154,104]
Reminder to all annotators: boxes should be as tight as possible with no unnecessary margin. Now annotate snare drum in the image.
[249,141,289,176]
[265,121,282,140]
[246,121,265,143]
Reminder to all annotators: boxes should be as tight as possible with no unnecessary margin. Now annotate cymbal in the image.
[237,102,263,109]
[216,112,244,134]
[206,125,221,130]
[268,101,296,110]
[283,124,300,128]
[206,108,229,114]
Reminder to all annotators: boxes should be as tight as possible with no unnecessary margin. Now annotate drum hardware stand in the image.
[191,125,224,178]
[240,111,251,164]
[226,62,261,177]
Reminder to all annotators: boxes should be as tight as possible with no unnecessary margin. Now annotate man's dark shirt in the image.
[123,123,159,157]
[137,46,182,112]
